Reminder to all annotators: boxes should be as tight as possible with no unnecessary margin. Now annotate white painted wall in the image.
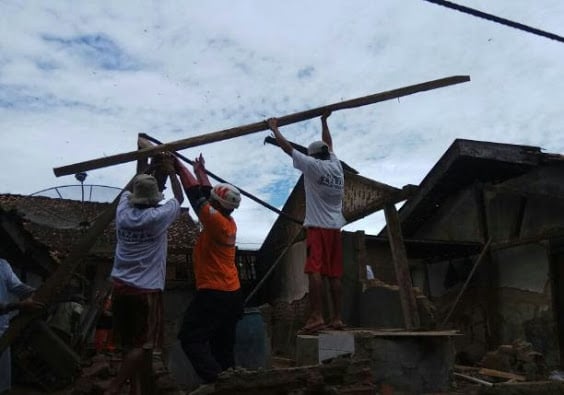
[277,240,308,303]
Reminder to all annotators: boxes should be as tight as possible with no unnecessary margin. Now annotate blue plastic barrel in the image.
[234,307,270,369]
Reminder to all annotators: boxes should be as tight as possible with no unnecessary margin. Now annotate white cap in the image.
[307,140,329,156]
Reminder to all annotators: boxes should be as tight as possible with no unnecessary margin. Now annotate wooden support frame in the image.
[53,75,470,177]
[384,203,420,329]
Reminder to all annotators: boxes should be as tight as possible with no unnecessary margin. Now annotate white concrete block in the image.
[318,332,355,362]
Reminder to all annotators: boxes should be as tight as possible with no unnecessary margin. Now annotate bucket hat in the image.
[128,174,164,206]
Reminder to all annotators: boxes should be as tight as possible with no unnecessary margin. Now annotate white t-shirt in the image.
[0,259,34,333]
[111,191,181,291]
[292,150,346,229]
[1,258,34,393]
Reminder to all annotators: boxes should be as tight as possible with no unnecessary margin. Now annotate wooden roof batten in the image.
[53,75,470,177]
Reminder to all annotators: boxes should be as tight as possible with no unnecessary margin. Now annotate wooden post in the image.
[136,137,150,174]
[383,203,420,329]
[53,75,470,177]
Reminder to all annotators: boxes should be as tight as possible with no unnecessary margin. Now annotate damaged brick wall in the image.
[270,296,309,359]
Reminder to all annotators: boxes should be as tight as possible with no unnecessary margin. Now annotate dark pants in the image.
[178,289,243,382]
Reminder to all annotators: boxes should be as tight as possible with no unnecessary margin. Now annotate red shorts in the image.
[304,227,343,278]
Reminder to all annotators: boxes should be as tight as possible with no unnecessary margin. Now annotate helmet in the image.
[211,183,241,210]
[307,140,329,156]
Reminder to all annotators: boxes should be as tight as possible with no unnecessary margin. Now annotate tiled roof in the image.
[0,194,198,260]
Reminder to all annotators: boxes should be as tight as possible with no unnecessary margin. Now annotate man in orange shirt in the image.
[175,154,243,383]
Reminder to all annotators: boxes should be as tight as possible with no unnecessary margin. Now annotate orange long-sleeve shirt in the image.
[193,203,240,291]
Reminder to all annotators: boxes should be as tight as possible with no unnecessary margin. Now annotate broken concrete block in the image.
[354,331,455,393]
[296,334,319,366]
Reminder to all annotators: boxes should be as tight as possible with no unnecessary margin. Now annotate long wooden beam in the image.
[53,75,470,177]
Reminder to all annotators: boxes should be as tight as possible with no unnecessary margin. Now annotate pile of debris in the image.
[66,352,185,395]
[190,355,375,395]
[453,339,548,388]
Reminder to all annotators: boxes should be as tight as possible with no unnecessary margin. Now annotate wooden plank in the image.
[349,329,461,336]
[478,368,525,381]
[136,136,151,174]
[384,203,420,329]
[440,238,493,328]
[454,364,480,372]
[53,75,470,177]
[347,185,416,223]
[453,372,493,387]
[492,229,564,251]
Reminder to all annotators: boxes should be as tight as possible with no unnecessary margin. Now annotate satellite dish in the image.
[22,174,123,230]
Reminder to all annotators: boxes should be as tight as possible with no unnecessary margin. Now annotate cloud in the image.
[1,0,564,248]
[41,33,141,71]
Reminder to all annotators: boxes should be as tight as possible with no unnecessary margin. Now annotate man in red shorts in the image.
[267,112,346,333]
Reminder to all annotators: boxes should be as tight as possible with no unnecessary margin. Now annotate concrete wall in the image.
[273,241,308,303]
[263,239,312,359]
[413,187,483,242]
[416,167,564,367]
[365,242,396,285]
[490,243,556,365]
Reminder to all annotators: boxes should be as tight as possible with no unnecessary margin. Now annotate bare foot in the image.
[297,320,327,335]
[328,320,346,330]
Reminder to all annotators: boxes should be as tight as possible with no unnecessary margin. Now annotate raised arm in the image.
[174,158,211,216]
[193,153,211,187]
[321,111,333,152]
[1,264,43,315]
[175,157,199,194]
[0,297,44,316]
[159,152,184,205]
[168,171,184,205]
[267,118,293,156]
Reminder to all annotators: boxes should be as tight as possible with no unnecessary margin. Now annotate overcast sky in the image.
[1,1,563,249]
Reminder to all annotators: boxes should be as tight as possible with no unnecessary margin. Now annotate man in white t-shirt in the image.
[267,113,346,334]
[107,169,183,395]
[1,258,43,393]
